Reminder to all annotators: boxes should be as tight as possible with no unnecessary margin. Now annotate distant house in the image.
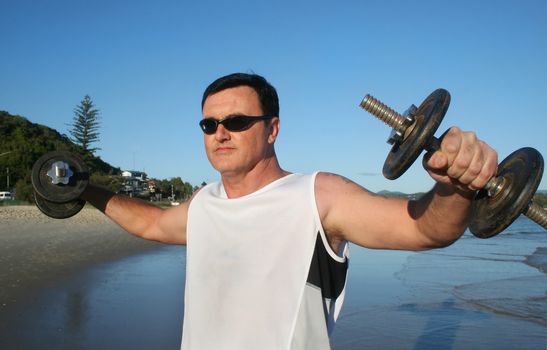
[121,170,146,180]
[120,170,149,196]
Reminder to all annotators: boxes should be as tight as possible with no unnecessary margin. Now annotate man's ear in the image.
[267,117,280,144]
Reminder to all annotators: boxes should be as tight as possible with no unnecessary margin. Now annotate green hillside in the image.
[0,111,120,201]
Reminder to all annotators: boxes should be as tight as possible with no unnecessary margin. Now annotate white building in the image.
[121,170,149,196]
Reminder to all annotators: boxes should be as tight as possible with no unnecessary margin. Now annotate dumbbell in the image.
[31,151,89,219]
[359,89,547,238]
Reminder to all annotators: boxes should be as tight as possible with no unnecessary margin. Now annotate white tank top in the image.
[181,173,348,350]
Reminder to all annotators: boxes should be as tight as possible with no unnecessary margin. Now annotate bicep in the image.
[317,173,432,251]
[146,201,189,245]
[153,188,203,245]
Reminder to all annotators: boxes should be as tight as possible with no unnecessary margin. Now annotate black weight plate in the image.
[470,147,544,238]
[31,151,89,203]
[34,191,86,219]
[383,89,450,180]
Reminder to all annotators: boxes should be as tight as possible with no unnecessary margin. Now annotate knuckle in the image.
[466,131,477,142]
[449,126,461,134]
[489,149,499,165]
[447,164,464,179]
[442,129,461,154]
[454,156,470,170]
[468,161,483,177]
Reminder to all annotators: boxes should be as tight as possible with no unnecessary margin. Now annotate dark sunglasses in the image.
[199,114,275,135]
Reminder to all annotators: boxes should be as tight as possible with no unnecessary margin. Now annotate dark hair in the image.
[201,73,279,117]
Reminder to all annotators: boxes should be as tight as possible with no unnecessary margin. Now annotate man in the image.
[81,73,497,349]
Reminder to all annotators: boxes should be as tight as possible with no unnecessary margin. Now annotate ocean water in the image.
[331,216,547,349]
[1,216,545,349]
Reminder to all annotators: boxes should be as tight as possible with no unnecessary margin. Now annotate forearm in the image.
[409,182,475,248]
[80,184,164,239]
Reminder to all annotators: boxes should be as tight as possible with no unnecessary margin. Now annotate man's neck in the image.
[221,156,290,198]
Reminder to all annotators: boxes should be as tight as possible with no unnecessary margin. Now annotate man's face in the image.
[202,86,278,176]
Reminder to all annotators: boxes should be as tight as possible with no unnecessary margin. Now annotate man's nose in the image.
[214,124,230,141]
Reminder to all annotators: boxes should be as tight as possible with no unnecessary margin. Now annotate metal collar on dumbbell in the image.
[46,161,73,185]
[387,105,416,145]
[483,176,505,198]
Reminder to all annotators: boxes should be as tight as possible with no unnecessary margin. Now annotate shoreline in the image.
[0,205,167,312]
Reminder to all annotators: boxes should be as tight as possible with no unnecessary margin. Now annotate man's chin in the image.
[212,162,239,176]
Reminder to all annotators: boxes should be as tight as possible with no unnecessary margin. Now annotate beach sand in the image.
[0,205,165,312]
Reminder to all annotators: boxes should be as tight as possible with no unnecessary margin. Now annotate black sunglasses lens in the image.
[200,119,217,134]
[223,116,252,131]
[200,116,268,134]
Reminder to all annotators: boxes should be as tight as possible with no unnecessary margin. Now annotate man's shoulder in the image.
[315,172,357,188]
[314,172,373,209]
[314,172,349,207]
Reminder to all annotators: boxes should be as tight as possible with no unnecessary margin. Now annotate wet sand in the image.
[0,206,165,312]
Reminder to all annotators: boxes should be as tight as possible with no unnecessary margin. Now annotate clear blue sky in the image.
[1,0,546,193]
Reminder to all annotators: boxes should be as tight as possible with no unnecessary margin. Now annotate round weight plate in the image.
[470,147,544,238]
[31,151,89,203]
[383,89,450,180]
[34,191,86,219]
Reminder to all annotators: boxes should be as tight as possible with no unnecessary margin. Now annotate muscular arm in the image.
[316,174,472,251]
[81,184,190,245]
[318,127,498,251]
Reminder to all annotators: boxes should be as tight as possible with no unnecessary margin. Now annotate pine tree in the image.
[69,95,101,153]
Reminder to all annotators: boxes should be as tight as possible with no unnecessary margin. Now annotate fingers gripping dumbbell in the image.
[31,151,89,219]
[359,89,547,238]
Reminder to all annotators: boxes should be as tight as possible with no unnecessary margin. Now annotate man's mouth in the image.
[215,146,235,153]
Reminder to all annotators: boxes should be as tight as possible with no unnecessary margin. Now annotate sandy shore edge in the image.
[0,205,167,311]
